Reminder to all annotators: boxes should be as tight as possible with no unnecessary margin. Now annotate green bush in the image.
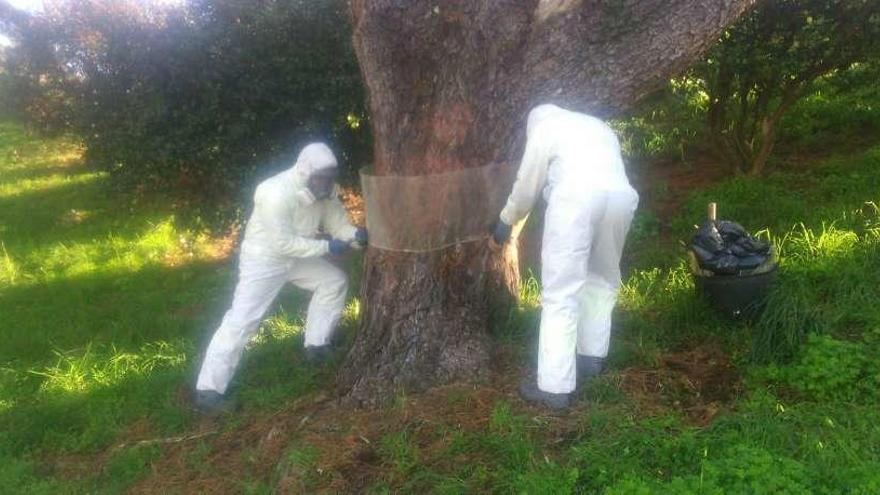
[778,63,880,152]
[700,445,811,494]
[602,445,814,494]
[512,463,579,494]
[763,333,880,402]
[612,77,708,162]
[3,0,369,222]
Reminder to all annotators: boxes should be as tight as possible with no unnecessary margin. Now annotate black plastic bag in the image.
[689,220,771,275]
[692,222,725,254]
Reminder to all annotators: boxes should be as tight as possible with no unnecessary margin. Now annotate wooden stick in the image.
[112,430,217,451]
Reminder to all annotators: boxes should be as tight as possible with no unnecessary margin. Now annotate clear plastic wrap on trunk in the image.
[360,163,515,252]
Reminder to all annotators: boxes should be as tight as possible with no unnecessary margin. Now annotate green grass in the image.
[3,118,880,493]
[0,121,361,492]
[360,141,880,492]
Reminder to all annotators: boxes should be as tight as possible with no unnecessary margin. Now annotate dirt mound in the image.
[618,344,741,426]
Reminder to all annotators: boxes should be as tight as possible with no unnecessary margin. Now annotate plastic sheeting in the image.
[360,163,515,252]
[689,220,773,276]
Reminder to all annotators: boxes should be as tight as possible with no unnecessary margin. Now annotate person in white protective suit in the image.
[194,143,367,413]
[491,104,639,410]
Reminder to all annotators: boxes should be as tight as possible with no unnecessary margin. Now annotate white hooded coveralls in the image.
[196,143,358,394]
[500,105,639,395]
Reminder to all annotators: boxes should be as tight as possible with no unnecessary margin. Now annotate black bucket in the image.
[693,264,778,319]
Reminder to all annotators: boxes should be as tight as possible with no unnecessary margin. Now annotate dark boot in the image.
[193,390,233,415]
[577,355,604,380]
[518,380,571,410]
[304,344,333,364]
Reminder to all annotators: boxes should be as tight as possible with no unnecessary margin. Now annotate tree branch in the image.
[521,0,757,115]
[352,0,757,173]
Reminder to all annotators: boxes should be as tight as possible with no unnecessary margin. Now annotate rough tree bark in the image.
[337,0,756,407]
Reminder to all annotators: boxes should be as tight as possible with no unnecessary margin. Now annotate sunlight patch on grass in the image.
[0,241,19,286]
[779,223,860,261]
[57,207,93,227]
[9,216,228,287]
[2,125,231,293]
[252,311,304,346]
[766,208,880,276]
[0,170,105,199]
[132,216,225,266]
[618,263,695,316]
[343,298,360,323]
[29,341,188,395]
[519,271,541,309]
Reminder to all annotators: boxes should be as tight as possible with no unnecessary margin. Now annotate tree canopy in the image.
[1,0,369,217]
[698,0,880,175]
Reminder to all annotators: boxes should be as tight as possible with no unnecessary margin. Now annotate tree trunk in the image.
[337,0,755,407]
[749,117,776,177]
[748,81,808,176]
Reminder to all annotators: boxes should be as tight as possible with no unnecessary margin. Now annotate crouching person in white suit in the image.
[492,104,638,410]
[194,143,367,414]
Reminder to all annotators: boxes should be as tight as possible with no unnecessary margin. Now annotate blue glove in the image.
[328,239,350,255]
[355,227,368,246]
[491,219,512,245]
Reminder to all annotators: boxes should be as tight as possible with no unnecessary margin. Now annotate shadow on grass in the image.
[0,174,173,251]
[1,261,234,362]
[0,257,361,440]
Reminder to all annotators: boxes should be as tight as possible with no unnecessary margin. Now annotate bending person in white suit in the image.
[492,104,638,410]
[194,143,366,414]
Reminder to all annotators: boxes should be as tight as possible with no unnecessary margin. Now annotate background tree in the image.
[0,0,369,219]
[698,0,880,176]
[0,0,63,125]
[337,0,756,407]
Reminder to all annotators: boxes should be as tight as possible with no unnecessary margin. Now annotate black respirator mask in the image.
[307,168,339,200]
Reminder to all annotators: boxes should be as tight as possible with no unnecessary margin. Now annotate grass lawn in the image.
[2,119,879,493]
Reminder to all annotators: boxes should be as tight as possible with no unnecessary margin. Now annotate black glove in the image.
[490,219,513,245]
[355,227,368,246]
[328,239,350,255]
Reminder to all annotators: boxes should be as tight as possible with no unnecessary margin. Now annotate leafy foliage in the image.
[614,4,880,177]
[697,0,880,175]
[2,0,368,219]
[762,333,880,402]
[612,77,709,163]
